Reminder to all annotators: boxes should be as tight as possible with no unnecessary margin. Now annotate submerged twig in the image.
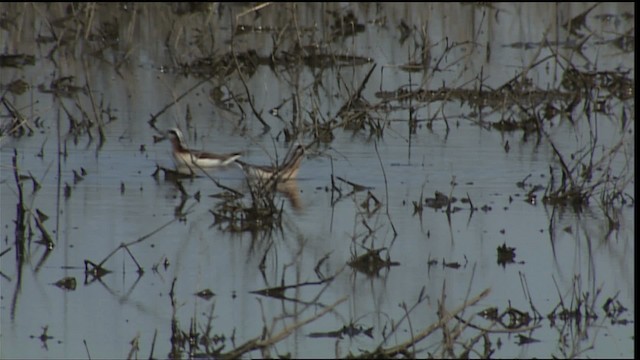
[374,140,397,238]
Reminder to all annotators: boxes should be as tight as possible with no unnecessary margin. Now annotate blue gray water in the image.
[1,3,634,358]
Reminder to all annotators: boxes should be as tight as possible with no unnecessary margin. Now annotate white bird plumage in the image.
[165,128,242,174]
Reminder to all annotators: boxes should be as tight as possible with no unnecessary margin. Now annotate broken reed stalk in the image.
[148,329,158,360]
[230,44,270,131]
[82,3,96,40]
[221,296,348,359]
[336,63,376,117]
[373,140,397,238]
[34,215,54,250]
[148,72,217,129]
[519,271,544,320]
[126,333,140,359]
[12,149,26,260]
[452,313,541,334]
[362,288,491,359]
[2,97,34,136]
[235,2,273,21]
[400,301,417,358]
[408,66,414,157]
[82,339,92,360]
[251,274,339,299]
[88,203,196,275]
[228,264,349,358]
[440,282,455,358]
[190,160,244,198]
[533,115,594,206]
[82,58,105,145]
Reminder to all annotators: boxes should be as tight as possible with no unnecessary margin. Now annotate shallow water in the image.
[1,3,634,359]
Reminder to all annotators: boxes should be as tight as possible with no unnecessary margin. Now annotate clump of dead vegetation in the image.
[209,180,285,234]
[208,143,308,234]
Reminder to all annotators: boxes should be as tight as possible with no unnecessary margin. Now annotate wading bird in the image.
[165,128,242,174]
[236,144,305,183]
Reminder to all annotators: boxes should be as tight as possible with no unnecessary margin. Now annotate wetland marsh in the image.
[0,3,634,359]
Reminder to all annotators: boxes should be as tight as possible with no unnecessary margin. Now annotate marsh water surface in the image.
[0,3,634,359]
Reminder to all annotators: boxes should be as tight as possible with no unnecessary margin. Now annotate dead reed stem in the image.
[221,296,348,359]
[12,149,26,260]
[373,140,397,238]
[360,288,490,359]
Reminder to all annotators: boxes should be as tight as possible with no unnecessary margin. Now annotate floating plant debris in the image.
[497,243,516,267]
[195,289,216,300]
[53,276,77,291]
[0,54,35,68]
